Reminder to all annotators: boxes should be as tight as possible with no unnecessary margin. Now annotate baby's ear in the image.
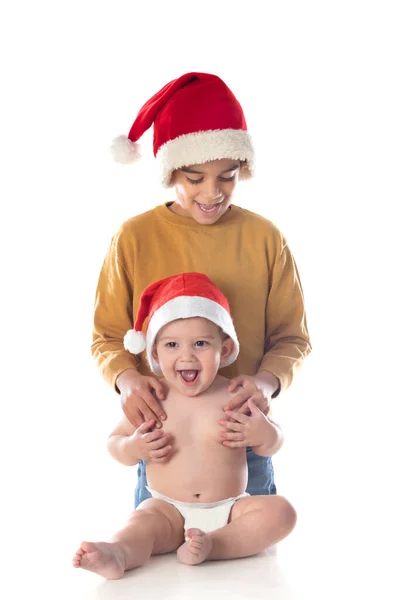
[151,345,159,360]
[221,337,235,361]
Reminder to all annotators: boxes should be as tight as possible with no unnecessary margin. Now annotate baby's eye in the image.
[194,340,207,347]
[166,342,178,348]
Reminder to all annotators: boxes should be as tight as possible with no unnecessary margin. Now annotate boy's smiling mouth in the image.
[195,200,223,216]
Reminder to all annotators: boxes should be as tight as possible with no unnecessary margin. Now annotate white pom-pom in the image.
[124,329,146,354]
[110,135,141,164]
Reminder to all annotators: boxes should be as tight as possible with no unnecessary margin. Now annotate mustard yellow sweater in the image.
[92,203,311,394]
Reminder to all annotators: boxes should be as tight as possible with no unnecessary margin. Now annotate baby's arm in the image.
[108,415,173,466]
[107,414,140,466]
[251,414,284,457]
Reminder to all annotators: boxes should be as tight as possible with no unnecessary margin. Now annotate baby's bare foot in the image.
[72,541,125,580]
[177,528,213,565]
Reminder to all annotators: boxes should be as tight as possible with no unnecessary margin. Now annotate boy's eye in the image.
[219,174,236,182]
[186,175,236,185]
[194,340,207,347]
[166,342,178,348]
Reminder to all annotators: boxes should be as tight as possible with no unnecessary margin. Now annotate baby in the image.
[73,273,296,579]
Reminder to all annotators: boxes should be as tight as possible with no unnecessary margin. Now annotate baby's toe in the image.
[185,528,205,540]
[189,541,203,550]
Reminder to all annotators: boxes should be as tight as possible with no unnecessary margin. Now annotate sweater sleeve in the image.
[258,234,312,395]
[91,229,139,390]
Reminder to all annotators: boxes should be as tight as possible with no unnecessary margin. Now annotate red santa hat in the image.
[111,72,254,188]
[124,272,240,374]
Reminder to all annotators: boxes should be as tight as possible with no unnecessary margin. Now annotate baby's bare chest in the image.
[161,398,227,447]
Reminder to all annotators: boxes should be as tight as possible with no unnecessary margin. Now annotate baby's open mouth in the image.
[178,370,199,383]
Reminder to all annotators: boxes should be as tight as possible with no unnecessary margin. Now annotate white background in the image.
[1,1,399,598]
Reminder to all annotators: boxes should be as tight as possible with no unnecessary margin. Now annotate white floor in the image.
[21,500,398,600]
[67,542,324,600]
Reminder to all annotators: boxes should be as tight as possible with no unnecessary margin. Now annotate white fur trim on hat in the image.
[124,329,146,354]
[111,135,141,163]
[146,296,240,374]
[156,129,254,188]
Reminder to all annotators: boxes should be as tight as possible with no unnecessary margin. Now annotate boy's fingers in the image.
[141,391,167,422]
[149,378,166,401]
[223,391,248,412]
[227,376,248,393]
[122,403,143,429]
[249,396,270,414]
[236,402,251,415]
[137,419,156,433]
[227,377,242,392]
[140,404,163,427]
[247,398,261,415]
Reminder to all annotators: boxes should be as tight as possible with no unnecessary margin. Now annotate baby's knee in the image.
[272,496,297,534]
[126,499,164,527]
[135,497,167,515]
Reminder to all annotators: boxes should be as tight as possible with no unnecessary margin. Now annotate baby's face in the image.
[153,317,233,396]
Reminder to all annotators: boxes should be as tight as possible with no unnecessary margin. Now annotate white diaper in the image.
[146,487,249,535]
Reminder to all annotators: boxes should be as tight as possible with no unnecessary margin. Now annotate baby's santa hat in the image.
[124,272,240,375]
[111,72,254,187]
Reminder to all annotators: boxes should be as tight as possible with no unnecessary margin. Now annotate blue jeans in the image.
[134,448,276,508]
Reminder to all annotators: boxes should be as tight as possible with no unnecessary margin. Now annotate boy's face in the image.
[153,317,234,397]
[169,159,240,225]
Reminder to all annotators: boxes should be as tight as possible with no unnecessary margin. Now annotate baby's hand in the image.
[130,420,172,463]
[218,399,273,449]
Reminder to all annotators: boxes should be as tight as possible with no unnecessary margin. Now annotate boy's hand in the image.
[224,375,270,417]
[218,399,273,448]
[117,369,167,429]
[130,419,173,463]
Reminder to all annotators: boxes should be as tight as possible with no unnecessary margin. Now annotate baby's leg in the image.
[178,495,296,565]
[72,498,184,579]
[208,495,297,560]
